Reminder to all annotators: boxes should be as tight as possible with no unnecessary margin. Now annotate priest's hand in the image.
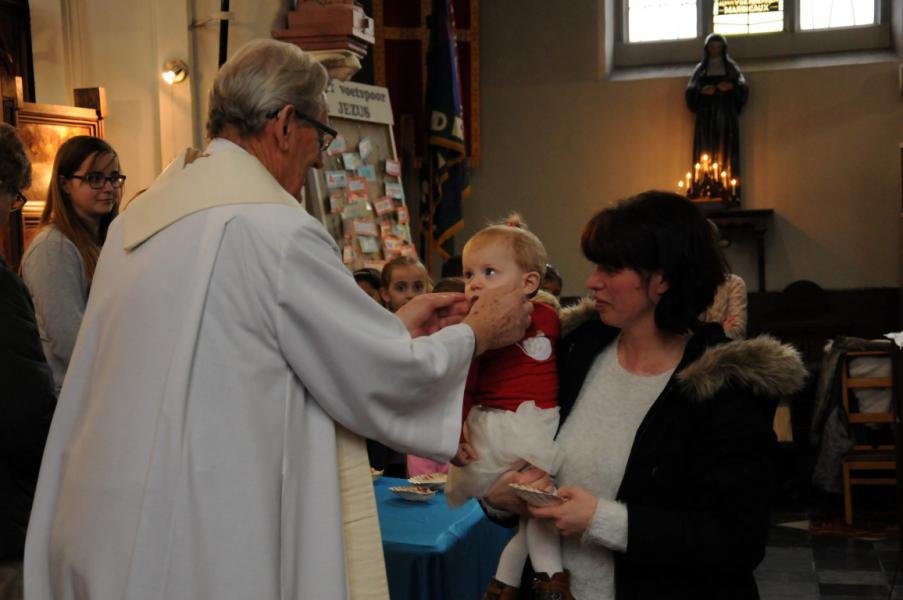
[397,292,470,338]
[701,85,716,95]
[717,81,734,92]
[463,284,532,357]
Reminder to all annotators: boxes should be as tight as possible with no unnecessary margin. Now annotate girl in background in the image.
[22,136,124,392]
[369,255,433,477]
[406,276,466,478]
[379,255,431,311]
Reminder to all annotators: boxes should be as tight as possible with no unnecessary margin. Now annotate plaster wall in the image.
[29,0,903,296]
[469,0,903,295]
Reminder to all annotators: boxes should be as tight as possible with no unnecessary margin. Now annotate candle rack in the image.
[677,153,739,207]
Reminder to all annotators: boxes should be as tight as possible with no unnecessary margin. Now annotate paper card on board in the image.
[358,137,373,161]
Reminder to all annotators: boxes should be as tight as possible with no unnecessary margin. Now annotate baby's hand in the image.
[451,442,478,467]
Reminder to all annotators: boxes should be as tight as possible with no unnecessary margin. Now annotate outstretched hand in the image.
[528,485,599,537]
[397,292,470,338]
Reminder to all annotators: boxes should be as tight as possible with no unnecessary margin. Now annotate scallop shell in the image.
[508,483,564,507]
[389,485,437,502]
[407,472,447,490]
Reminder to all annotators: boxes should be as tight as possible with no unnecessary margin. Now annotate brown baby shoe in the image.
[482,577,520,600]
[530,570,575,600]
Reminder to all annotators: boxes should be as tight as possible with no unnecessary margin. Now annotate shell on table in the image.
[407,472,447,489]
[389,485,437,501]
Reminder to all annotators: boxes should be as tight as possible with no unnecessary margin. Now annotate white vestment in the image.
[24,139,472,599]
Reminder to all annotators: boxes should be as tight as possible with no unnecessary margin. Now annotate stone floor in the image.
[758,513,902,600]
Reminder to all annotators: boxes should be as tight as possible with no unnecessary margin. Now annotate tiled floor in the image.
[758,514,902,600]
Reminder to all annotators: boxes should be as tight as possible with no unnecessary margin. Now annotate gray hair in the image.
[0,122,31,193]
[206,39,329,140]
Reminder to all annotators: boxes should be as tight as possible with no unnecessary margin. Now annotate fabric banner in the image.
[422,0,470,264]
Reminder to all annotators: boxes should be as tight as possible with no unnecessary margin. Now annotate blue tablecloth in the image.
[375,477,514,600]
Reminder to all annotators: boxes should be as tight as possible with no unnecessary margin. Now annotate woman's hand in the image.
[529,486,599,537]
[701,85,717,96]
[483,467,553,517]
[717,81,734,92]
[397,292,470,337]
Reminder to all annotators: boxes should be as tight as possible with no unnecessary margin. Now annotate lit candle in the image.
[730,178,737,196]
[712,162,719,175]
[694,163,701,182]
[721,170,727,185]
[678,180,684,189]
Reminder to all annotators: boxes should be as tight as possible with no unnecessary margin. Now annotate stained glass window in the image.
[713,0,785,34]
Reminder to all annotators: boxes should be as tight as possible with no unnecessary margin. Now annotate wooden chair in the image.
[840,350,895,525]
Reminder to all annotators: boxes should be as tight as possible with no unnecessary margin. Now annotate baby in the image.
[445,215,570,599]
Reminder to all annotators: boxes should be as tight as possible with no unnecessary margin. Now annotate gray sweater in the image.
[556,341,673,599]
[22,227,89,393]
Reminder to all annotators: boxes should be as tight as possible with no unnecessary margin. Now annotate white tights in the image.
[495,516,562,586]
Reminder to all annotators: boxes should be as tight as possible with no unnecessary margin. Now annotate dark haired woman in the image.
[686,33,748,193]
[22,136,124,392]
[485,191,805,599]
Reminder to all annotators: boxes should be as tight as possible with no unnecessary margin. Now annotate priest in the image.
[25,39,532,600]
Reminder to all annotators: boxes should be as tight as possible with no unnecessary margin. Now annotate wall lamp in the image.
[161,60,189,85]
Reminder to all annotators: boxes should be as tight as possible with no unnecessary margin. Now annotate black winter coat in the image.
[0,255,57,560]
[553,308,805,600]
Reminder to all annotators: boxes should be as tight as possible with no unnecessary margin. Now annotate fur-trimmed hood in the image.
[559,297,807,402]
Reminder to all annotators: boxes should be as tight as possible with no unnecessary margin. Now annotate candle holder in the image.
[680,153,739,207]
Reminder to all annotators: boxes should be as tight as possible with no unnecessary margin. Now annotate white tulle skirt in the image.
[445,401,563,507]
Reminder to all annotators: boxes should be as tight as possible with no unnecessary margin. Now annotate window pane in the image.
[713,0,784,34]
[800,0,875,29]
[628,0,697,42]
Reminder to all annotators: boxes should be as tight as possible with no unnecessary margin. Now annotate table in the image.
[375,476,515,600]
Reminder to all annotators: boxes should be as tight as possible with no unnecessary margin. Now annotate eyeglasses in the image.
[266,107,337,152]
[68,172,127,189]
[10,190,28,212]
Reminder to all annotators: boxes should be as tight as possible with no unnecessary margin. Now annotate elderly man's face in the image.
[284,105,329,197]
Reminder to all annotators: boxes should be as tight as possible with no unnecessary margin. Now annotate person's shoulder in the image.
[23,226,79,264]
[0,259,29,301]
[726,273,746,291]
[530,300,560,332]
[226,204,336,255]
[677,334,806,403]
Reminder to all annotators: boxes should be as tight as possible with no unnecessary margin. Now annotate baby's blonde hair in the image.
[465,213,547,277]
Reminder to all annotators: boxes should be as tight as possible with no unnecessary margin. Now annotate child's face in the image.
[380,265,429,311]
[462,240,540,303]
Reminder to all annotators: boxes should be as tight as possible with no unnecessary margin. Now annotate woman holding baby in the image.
[484,191,806,600]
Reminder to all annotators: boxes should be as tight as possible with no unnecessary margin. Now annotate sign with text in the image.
[325,80,394,125]
[717,0,779,14]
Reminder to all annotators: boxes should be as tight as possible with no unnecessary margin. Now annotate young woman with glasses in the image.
[22,135,125,392]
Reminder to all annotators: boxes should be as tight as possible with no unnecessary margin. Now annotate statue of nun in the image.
[686,33,748,198]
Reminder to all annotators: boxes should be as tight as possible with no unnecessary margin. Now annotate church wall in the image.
[29,0,903,295]
[28,0,286,196]
[469,0,903,295]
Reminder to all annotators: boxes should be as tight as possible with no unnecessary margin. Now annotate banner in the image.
[422,0,470,264]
